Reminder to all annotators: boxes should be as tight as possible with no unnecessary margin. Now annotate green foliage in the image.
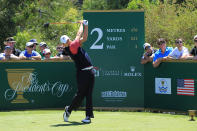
[82,0,130,10]
[127,0,197,49]
[14,31,32,50]
[107,0,130,9]
[10,0,82,55]
[127,0,143,10]
[82,0,108,10]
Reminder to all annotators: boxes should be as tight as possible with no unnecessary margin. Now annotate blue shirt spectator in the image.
[153,47,173,62]
[20,50,40,58]
[153,38,173,68]
[19,42,41,60]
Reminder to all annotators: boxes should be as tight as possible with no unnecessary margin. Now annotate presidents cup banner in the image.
[0,62,76,110]
[83,11,144,107]
[155,78,171,94]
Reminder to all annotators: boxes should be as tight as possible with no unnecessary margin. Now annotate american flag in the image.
[177,79,195,96]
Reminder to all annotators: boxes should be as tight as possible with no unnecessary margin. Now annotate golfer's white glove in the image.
[83,20,88,26]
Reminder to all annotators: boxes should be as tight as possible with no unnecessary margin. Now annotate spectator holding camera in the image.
[167,38,189,59]
[141,43,157,64]
[19,42,41,60]
[153,38,173,68]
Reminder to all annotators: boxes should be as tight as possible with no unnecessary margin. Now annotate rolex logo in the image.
[6,69,34,103]
[130,66,135,72]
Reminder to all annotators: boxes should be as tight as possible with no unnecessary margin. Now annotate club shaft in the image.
[50,22,77,24]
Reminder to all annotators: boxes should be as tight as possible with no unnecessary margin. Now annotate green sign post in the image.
[83,11,144,107]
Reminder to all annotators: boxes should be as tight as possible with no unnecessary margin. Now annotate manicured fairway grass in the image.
[0,110,197,131]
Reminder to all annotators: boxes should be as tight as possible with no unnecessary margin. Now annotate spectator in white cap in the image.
[0,46,19,61]
[141,43,157,64]
[39,42,48,59]
[29,39,38,51]
[189,35,197,59]
[19,42,41,60]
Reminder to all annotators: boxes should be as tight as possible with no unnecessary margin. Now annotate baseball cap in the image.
[194,35,197,40]
[43,49,51,55]
[60,35,69,44]
[39,42,47,47]
[29,39,38,45]
[26,42,34,47]
[5,46,11,50]
[4,37,16,45]
[143,43,151,50]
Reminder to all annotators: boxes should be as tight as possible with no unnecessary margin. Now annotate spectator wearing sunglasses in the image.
[39,42,48,59]
[190,35,197,58]
[141,43,157,64]
[153,38,173,68]
[19,42,41,60]
[54,44,71,60]
[55,44,64,57]
[167,38,189,59]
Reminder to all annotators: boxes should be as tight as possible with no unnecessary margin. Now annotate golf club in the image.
[44,21,78,28]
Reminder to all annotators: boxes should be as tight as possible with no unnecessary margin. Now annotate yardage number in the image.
[90,28,104,49]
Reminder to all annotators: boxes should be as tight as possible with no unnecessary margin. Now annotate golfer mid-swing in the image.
[61,20,95,123]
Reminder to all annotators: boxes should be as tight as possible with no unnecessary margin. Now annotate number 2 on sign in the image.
[90,28,104,49]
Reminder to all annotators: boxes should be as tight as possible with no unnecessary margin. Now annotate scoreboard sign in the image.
[83,11,144,107]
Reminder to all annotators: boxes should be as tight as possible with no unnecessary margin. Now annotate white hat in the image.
[143,43,151,50]
[43,48,51,54]
[39,42,47,47]
[60,35,69,44]
[26,42,34,47]
[194,35,197,40]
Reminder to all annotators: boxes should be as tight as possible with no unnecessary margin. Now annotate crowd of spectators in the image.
[141,35,197,67]
[0,37,70,61]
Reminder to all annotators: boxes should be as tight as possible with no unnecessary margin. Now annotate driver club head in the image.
[43,22,50,28]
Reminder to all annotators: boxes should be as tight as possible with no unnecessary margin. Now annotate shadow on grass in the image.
[51,121,89,127]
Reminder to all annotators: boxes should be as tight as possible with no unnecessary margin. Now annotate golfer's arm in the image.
[81,24,88,44]
[75,23,83,41]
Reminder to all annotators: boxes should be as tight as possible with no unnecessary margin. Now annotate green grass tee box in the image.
[0,110,197,131]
